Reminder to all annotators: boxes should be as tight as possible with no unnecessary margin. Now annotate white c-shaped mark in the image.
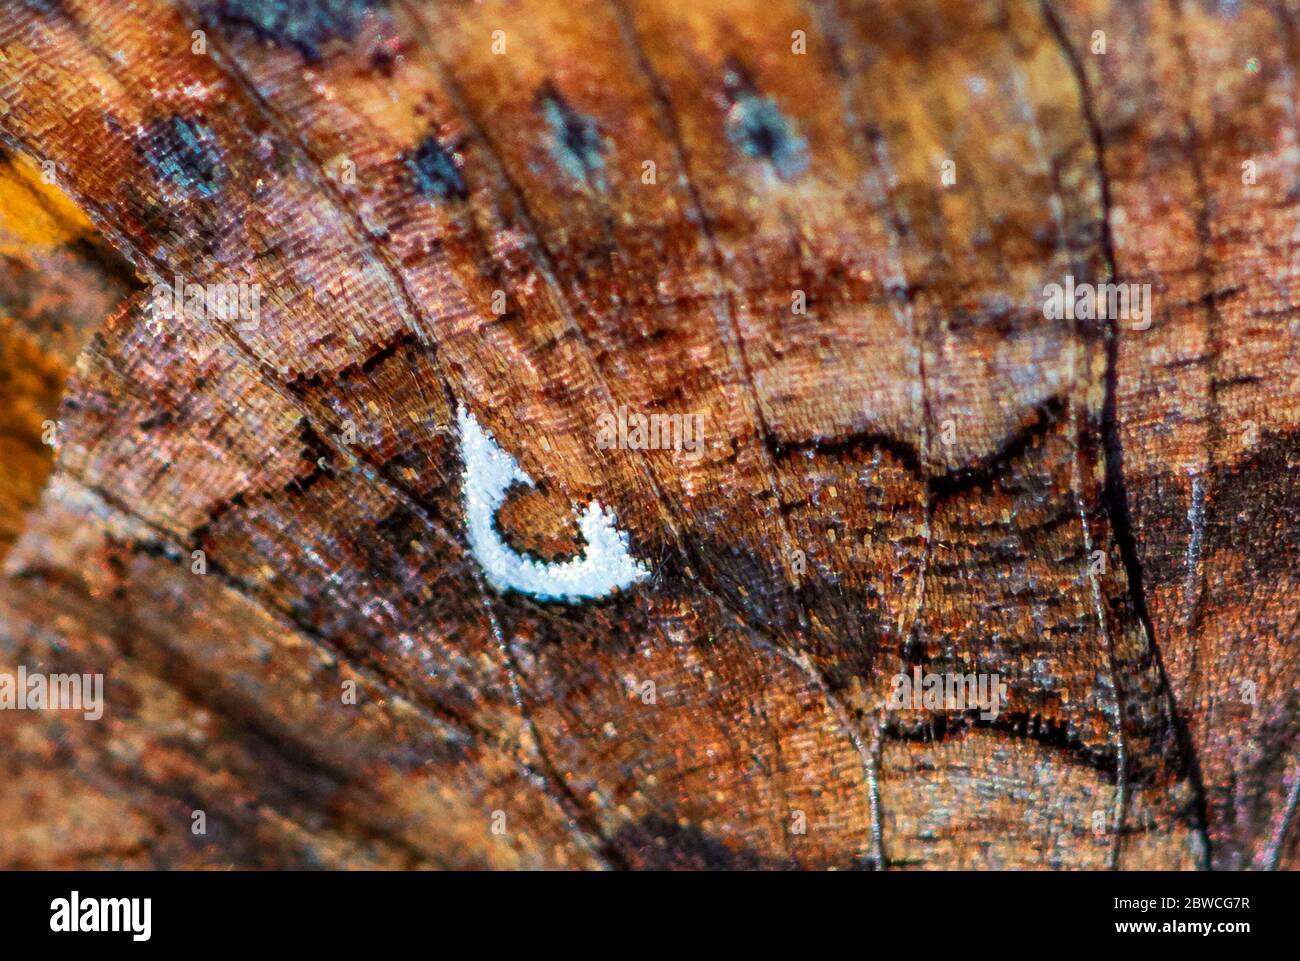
[458,406,650,603]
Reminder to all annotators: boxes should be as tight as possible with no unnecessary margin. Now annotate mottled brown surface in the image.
[0,148,136,560]
[0,0,1294,869]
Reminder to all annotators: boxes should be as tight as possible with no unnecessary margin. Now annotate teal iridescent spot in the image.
[143,116,223,199]
[540,90,606,190]
[210,0,379,61]
[407,135,467,201]
[723,69,809,180]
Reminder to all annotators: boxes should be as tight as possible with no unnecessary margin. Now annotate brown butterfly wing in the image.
[0,0,1295,869]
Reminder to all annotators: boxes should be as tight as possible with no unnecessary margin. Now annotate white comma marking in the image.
[458,406,650,603]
